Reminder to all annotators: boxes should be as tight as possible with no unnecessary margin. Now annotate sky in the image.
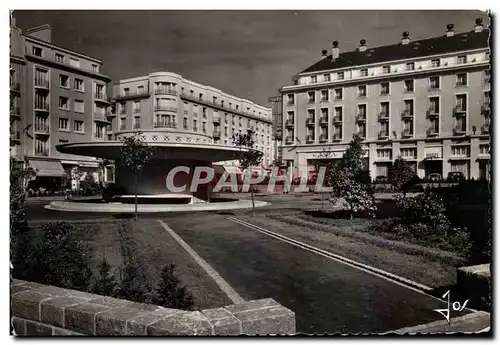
[14,10,489,106]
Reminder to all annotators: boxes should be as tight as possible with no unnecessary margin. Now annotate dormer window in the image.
[431,59,440,67]
[405,62,415,71]
[323,74,331,82]
[457,55,467,64]
[32,46,42,57]
[311,76,317,83]
[383,66,391,74]
[360,69,368,77]
[337,72,344,80]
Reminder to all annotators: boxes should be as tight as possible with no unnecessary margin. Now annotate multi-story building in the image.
[10,16,112,190]
[279,18,490,180]
[268,95,284,165]
[111,72,274,170]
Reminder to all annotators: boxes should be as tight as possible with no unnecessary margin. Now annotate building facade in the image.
[110,72,274,170]
[10,17,112,190]
[279,19,491,180]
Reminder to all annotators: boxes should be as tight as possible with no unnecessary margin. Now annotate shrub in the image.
[395,191,450,229]
[153,264,194,310]
[92,257,118,297]
[118,264,153,303]
[13,222,93,292]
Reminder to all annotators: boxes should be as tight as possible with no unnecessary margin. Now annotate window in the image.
[376,149,392,159]
[202,122,206,133]
[119,102,127,115]
[404,80,414,92]
[59,97,69,110]
[337,72,344,80]
[133,117,140,129]
[400,148,417,159]
[431,59,440,67]
[59,74,69,88]
[457,55,467,64]
[334,107,342,121]
[213,96,217,105]
[55,53,64,63]
[404,99,414,115]
[456,94,467,112]
[74,78,84,91]
[183,118,188,130]
[456,73,467,87]
[324,74,330,82]
[287,94,295,105]
[74,100,84,113]
[452,145,469,157]
[74,120,84,132]
[137,85,144,94]
[406,62,415,71]
[119,118,127,130]
[380,82,390,95]
[34,68,48,87]
[193,119,198,132]
[484,70,490,84]
[92,64,99,73]
[360,69,368,77]
[334,88,343,100]
[479,144,489,155]
[357,104,366,117]
[484,91,491,105]
[307,91,315,103]
[357,85,367,97]
[429,97,440,113]
[69,58,80,68]
[380,102,390,116]
[32,46,42,56]
[383,66,391,74]
[58,118,69,131]
[311,76,317,83]
[133,101,141,114]
[429,76,440,89]
[321,90,329,101]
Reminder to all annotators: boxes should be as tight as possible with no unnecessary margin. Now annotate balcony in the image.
[378,131,389,140]
[119,124,127,130]
[426,128,439,137]
[453,126,466,136]
[94,93,111,104]
[10,107,20,118]
[154,121,177,129]
[213,129,221,138]
[357,93,367,99]
[426,109,439,118]
[332,134,342,142]
[356,131,366,138]
[401,129,413,138]
[34,124,50,134]
[455,82,467,88]
[154,88,177,96]
[356,114,366,122]
[34,103,50,113]
[10,130,21,142]
[401,110,413,120]
[34,79,49,89]
[35,150,49,157]
[213,114,220,123]
[319,117,328,125]
[306,118,315,126]
[332,116,342,124]
[285,136,294,144]
[453,106,466,116]
[133,123,141,130]
[319,134,328,142]
[133,108,141,115]
[10,82,20,92]
[94,112,111,124]
[285,119,294,128]
[378,112,389,121]
[306,135,315,143]
[380,90,390,96]
[481,104,491,115]
[429,85,440,91]
[286,101,295,106]
[154,105,178,112]
[481,124,490,134]
[114,89,150,100]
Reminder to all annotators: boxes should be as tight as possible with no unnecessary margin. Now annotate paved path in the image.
[162,213,469,334]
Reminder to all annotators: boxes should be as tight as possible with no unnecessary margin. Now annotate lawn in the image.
[17,218,232,311]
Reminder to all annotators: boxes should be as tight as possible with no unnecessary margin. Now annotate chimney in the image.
[10,10,16,27]
[321,49,328,58]
[475,18,484,32]
[446,23,454,37]
[401,31,410,45]
[331,41,340,61]
[25,24,52,43]
[358,39,367,52]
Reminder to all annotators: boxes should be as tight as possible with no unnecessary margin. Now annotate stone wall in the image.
[11,279,296,336]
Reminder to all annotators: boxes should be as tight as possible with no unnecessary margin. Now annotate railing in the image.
[10,131,20,140]
[154,122,177,129]
[357,93,367,98]
[429,85,440,91]
[285,119,294,127]
[426,128,438,136]
[285,136,293,144]
[401,129,413,137]
[320,97,329,102]
[10,82,20,91]
[95,93,110,102]
[319,134,328,142]
[378,131,389,139]
[332,134,342,141]
[356,131,366,138]
[34,79,49,88]
[133,108,141,114]
[286,101,295,106]
[154,88,177,96]
[380,90,389,95]
[453,106,466,114]
[453,126,466,135]
[455,81,467,87]
[378,112,389,121]
[319,117,328,124]
[426,109,439,117]
[332,116,342,123]
[401,110,413,119]
[35,150,49,157]
[481,124,490,134]
[133,123,141,130]
[154,105,178,112]
[306,118,315,125]
[481,104,490,114]
[10,107,20,115]
[306,135,315,142]
[35,103,49,111]
[213,129,221,137]
[307,98,316,104]
[34,125,49,133]
[120,124,127,130]
[356,114,366,122]
[114,89,150,100]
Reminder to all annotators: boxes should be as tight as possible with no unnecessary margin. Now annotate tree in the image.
[10,157,36,235]
[232,130,263,216]
[390,157,418,196]
[119,133,155,220]
[92,255,118,297]
[327,135,376,219]
[153,264,194,310]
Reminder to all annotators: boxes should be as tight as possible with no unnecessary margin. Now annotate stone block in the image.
[127,308,181,336]
[11,290,54,321]
[17,282,47,290]
[147,311,213,336]
[224,298,280,314]
[26,320,53,336]
[11,285,33,294]
[126,301,163,312]
[65,289,102,301]
[33,285,72,297]
[65,303,112,335]
[11,279,26,286]
[88,296,132,308]
[96,307,149,335]
[11,316,26,335]
[202,308,241,335]
[53,327,84,336]
[233,305,295,335]
[41,296,89,327]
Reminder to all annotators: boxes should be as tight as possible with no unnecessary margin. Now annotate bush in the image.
[152,264,194,310]
[12,222,93,292]
[92,257,118,297]
[395,191,449,229]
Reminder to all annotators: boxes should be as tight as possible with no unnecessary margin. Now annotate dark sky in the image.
[15,10,489,106]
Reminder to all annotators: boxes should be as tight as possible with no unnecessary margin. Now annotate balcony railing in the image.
[114,89,150,100]
[306,135,315,143]
[319,134,328,142]
[481,104,491,114]
[378,112,389,121]
[10,131,20,141]
[481,124,490,134]
[456,81,467,87]
[285,136,294,144]
[356,131,366,138]
[213,115,220,123]
[133,108,141,114]
[332,134,342,141]
[426,128,438,137]
[401,110,413,119]
[34,125,50,133]
[426,109,439,118]
[307,98,316,104]
[380,90,390,96]
[285,119,294,128]
[306,118,315,126]
[429,84,440,91]
[401,129,413,138]
[356,114,366,122]
[154,88,177,96]
[378,131,389,139]
[133,123,141,130]
[94,93,110,103]
[10,82,20,91]
[154,122,177,129]
[213,129,221,138]
[357,93,367,99]
[453,106,467,116]
[453,126,466,136]
[10,107,20,116]
[35,150,49,157]
[320,97,329,102]
[319,117,328,125]
[34,79,49,88]
[35,103,50,112]
[154,105,178,112]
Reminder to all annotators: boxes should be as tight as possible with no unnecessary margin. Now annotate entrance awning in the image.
[29,160,66,177]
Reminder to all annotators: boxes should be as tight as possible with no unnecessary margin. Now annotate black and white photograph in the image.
[7,8,492,336]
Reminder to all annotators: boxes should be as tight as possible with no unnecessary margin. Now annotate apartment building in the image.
[10,16,112,190]
[279,19,491,180]
[111,72,274,169]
